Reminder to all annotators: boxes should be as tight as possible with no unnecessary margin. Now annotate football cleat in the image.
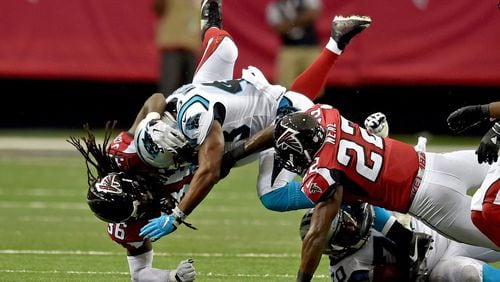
[200,0,222,40]
[408,232,433,281]
[331,15,372,51]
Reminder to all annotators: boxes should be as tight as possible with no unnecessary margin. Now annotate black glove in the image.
[446,104,490,133]
[476,122,500,164]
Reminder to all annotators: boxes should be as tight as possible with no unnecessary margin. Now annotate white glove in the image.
[169,259,196,282]
[242,66,285,100]
[147,117,187,153]
[136,112,161,135]
[364,112,389,138]
[414,136,427,152]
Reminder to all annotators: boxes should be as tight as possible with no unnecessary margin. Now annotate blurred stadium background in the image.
[0,0,499,280]
[0,0,498,134]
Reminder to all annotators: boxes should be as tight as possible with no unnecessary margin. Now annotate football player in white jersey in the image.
[138,15,373,241]
[299,204,500,282]
[72,1,373,279]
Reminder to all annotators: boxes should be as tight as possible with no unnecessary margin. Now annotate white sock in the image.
[127,250,174,282]
[325,38,342,55]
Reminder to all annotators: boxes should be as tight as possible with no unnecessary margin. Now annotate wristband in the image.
[172,206,198,230]
[480,104,490,118]
[229,142,246,162]
[172,206,187,222]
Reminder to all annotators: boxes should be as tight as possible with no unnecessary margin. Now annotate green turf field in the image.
[0,135,496,281]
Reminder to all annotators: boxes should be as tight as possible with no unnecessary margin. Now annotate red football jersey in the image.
[301,104,420,212]
[107,131,147,171]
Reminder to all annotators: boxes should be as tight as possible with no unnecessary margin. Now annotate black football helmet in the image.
[300,202,374,261]
[87,172,153,223]
[273,112,326,175]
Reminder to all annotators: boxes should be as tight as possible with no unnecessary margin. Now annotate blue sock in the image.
[260,181,314,212]
[373,206,392,233]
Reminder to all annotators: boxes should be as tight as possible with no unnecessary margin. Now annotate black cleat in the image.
[330,15,372,51]
[408,232,433,282]
[201,0,222,40]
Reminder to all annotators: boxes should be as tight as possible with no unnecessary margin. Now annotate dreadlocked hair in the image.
[67,120,120,187]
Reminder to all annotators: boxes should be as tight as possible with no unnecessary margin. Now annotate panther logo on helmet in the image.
[135,118,177,169]
[140,123,162,158]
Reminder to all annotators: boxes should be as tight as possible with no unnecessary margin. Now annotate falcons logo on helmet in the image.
[95,174,123,194]
[275,127,304,153]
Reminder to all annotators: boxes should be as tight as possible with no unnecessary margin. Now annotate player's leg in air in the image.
[257,15,372,212]
[289,15,372,101]
[471,163,500,247]
[192,0,238,83]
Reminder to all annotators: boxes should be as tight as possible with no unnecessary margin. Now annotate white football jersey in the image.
[167,79,314,146]
[329,214,500,282]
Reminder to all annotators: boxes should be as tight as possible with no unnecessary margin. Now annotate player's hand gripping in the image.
[476,122,500,164]
[446,104,490,133]
[170,259,196,282]
[147,113,187,153]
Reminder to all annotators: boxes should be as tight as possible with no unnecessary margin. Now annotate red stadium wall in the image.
[1,0,500,86]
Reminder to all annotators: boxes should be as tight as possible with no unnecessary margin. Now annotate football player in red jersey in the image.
[68,123,196,282]
[67,1,232,281]
[447,101,500,247]
[226,104,498,281]
[270,106,500,281]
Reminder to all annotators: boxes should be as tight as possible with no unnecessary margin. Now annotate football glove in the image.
[170,259,196,282]
[476,122,500,164]
[148,114,187,154]
[140,207,195,242]
[364,112,389,138]
[139,213,179,241]
[446,104,490,133]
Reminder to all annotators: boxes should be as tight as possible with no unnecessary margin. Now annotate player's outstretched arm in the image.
[139,122,224,241]
[446,103,492,133]
[220,125,275,178]
[298,186,343,282]
[179,121,225,215]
